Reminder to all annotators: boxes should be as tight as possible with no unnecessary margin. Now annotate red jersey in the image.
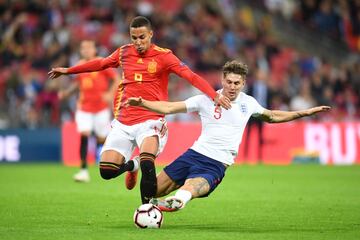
[68,44,217,125]
[75,68,116,113]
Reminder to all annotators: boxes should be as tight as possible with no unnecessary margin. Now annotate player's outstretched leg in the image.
[125,156,140,190]
[139,152,157,204]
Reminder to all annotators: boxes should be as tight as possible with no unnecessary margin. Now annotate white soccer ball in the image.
[133,203,164,228]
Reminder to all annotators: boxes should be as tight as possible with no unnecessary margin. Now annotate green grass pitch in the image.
[0,164,359,240]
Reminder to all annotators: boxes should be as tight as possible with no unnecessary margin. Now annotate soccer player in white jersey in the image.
[126,60,330,211]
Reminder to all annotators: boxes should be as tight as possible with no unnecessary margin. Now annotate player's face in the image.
[221,73,245,101]
[80,41,97,60]
[130,26,153,54]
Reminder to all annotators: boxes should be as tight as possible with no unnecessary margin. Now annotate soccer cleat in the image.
[73,169,90,183]
[125,157,139,190]
[150,197,184,212]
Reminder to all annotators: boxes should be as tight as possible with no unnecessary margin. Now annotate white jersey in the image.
[185,91,265,165]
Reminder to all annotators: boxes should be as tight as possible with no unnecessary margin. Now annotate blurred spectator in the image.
[290,80,316,111]
[244,68,272,162]
[313,0,340,38]
[293,0,360,52]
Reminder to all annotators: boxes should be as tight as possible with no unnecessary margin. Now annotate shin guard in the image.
[139,153,157,203]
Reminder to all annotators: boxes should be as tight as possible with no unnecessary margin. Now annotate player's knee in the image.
[99,162,121,180]
[139,152,156,162]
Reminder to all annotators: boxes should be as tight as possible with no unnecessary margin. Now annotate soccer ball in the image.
[133,203,164,228]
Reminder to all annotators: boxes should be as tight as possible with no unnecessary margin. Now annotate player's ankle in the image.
[174,189,192,207]
[130,156,140,172]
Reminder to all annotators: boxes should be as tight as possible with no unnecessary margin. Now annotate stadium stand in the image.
[0,0,359,128]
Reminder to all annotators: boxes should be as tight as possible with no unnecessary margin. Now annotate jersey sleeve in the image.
[163,52,217,100]
[249,96,265,117]
[67,49,120,74]
[184,95,205,113]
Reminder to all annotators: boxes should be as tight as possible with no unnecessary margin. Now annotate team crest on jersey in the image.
[240,103,247,114]
[147,60,157,73]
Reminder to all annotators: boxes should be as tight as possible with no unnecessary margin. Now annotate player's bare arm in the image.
[259,106,331,123]
[126,97,187,114]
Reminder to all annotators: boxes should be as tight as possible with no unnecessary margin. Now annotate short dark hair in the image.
[222,60,249,79]
[130,16,152,30]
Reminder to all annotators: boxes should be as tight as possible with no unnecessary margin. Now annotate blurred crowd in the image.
[0,0,359,128]
[264,0,360,51]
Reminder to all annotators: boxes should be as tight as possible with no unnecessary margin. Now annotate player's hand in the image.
[48,67,69,79]
[126,97,143,107]
[307,106,331,115]
[214,93,231,110]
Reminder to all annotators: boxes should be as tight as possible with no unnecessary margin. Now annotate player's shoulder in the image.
[152,45,172,54]
[233,92,256,108]
[237,92,264,113]
[120,44,132,49]
[237,92,255,102]
[119,44,133,51]
[185,94,210,112]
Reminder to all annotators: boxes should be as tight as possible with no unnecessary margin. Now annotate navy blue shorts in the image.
[163,149,226,197]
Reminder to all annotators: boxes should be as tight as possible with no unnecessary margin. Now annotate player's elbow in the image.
[161,105,176,114]
[263,112,276,123]
[267,118,277,123]
[99,58,110,70]
[163,107,173,115]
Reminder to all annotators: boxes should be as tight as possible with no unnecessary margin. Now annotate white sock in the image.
[174,189,192,206]
[130,157,139,172]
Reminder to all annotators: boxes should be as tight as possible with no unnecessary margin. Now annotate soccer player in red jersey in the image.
[49,16,231,203]
[58,40,119,182]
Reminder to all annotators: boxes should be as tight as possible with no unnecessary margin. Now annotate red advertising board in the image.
[62,121,360,166]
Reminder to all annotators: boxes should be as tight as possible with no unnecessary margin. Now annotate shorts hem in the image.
[163,167,183,186]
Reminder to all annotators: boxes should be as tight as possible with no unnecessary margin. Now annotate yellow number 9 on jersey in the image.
[82,77,93,89]
[134,73,142,83]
